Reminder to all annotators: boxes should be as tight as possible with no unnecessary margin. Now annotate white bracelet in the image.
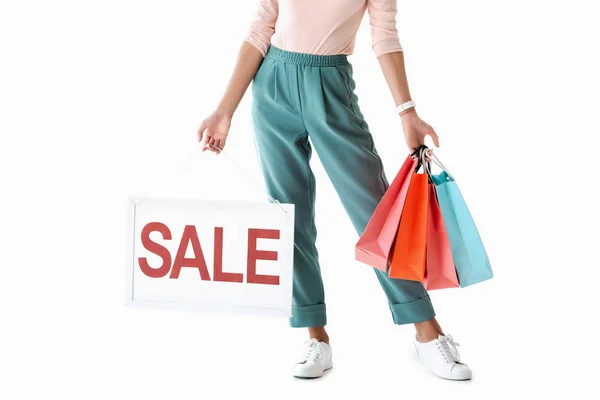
[395,100,416,114]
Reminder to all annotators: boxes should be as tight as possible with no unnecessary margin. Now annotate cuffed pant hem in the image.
[389,294,436,325]
[289,304,327,328]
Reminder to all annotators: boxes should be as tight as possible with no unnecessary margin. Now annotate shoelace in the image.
[302,339,323,362]
[438,334,461,363]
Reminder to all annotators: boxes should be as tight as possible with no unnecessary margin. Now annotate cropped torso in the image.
[246,0,402,58]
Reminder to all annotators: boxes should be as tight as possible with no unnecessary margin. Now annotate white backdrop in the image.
[1,0,599,399]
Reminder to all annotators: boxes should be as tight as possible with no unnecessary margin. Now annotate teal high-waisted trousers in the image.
[251,46,435,328]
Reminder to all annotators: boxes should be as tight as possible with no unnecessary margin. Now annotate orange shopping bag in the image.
[355,155,417,272]
[388,161,429,281]
[423,184,459,290]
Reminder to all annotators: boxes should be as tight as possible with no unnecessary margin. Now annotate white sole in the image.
[436,369,472,381]
[293,360,333,379]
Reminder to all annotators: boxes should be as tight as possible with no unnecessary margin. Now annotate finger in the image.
[205,138,217,154]
[430,131,440,148]
[213,139,223,154]
[201,136,212,150]
[207,136,216,150]
[198,121,207,142]
[201,128,212,145]
[424,148,433,162]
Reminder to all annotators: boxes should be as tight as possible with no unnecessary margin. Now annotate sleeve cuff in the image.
[373,38,403,58]
[245,37,269,58]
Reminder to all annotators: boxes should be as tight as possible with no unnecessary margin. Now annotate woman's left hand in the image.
[400,109,439,153]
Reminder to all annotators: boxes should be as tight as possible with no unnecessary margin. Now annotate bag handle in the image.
[205,144,288,213]
[412,145,427,173]
[428,152,454,180]
[413,145,454,181]
[421,148,433,180]
[412,145,430,175]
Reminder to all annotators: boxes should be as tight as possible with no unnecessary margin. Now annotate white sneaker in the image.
[414,334,473,380]
[292,338,333,378]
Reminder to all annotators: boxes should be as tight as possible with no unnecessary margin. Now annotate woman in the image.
[198,0,472,380]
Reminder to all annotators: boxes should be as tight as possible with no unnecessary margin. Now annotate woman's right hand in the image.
[197,110,232,154]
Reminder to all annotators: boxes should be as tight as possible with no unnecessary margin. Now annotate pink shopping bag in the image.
[355,155,417,271]
[423,184,459,290]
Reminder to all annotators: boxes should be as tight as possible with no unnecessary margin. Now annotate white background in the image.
[1,0,599,398]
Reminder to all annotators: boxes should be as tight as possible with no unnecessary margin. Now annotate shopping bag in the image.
[429,154,493,287]
[126,196,295,318]
[423,184,460,290]
[388,159,429,281]
[355,155,418,271]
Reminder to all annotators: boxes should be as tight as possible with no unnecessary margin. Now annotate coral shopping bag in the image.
[388,155,429,280]
[429,154,493,287]
[355,155,417,271]
[423,182,460,290]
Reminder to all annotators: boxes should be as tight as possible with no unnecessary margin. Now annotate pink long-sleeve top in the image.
[246,0,403,58]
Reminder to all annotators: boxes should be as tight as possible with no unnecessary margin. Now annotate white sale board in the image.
[126,197,295,318]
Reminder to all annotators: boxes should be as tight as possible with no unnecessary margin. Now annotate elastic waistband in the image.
[265,46,349,67]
